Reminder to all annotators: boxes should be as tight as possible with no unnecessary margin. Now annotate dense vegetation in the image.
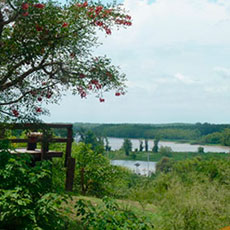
[2,126,230,229]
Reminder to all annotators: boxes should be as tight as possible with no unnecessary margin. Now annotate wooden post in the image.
[65,157,75,191]
[65,126,73,167]
[41,131,49,160]
[41,140,49,160]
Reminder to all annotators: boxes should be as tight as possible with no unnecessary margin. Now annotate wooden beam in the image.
[65,126,73,167]
[65,157,75,191]
[0,123,73,129]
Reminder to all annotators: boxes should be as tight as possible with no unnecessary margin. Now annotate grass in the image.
[107,150,230,162]
[62,195,158,229]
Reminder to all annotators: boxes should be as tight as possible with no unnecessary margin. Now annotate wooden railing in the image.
[0,123,75,191]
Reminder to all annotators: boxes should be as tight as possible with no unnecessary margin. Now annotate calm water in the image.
[107,137,230,153]
[111,160,156,176]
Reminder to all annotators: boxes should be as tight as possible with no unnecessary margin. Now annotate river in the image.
[111,160,156,176]
[107,137,230,153]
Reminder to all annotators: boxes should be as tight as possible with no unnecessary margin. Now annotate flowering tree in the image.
[0,0,132,121]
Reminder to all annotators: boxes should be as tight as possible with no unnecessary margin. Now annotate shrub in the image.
[159,146,173,157]
[75,197,154,230]
[0,141,67,229]
[156,157,174,173]
[72,143,129,197]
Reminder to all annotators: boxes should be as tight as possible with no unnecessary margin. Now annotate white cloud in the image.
[109,0,230,47]
[174,73,197,84]
[214,66,230,78]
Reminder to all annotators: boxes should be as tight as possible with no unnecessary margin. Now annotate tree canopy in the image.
[0,0,132,121]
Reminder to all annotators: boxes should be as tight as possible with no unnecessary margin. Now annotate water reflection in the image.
[108,137,230,153]
[111,160,156,176]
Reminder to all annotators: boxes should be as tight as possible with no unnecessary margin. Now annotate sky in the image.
[43,0,230,124]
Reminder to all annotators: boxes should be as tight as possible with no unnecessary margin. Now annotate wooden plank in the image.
[0,123,73,129]
[65,126,73,167]
[65,157,75,191]
[46,151,63,158]
[1,138,68,143]
[10,149,63,158]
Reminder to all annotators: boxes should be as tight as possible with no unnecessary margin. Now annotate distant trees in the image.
[159,146,173,156]
[122,139,132,156]
[139,140,144,152]
[153,138,160,153]
[145,139,148,152]
[198,147,204,153]
[220,129,230,146]
[78,129,104,154]
[104,137,111,151]
[75,123,230,148]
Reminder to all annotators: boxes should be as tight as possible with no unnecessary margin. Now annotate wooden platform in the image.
[10,148,63,160]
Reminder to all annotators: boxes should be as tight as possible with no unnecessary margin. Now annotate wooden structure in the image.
[0,123,75,191]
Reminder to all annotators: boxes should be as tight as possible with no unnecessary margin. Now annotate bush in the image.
[129,157,230,230]
[159,146,173,157]
[198,146,204,153]
[156,157,174,173]
[0,141,67,230]
[72,143,131,197]
[75,197,154,230]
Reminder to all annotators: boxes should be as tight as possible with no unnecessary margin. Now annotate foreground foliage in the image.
[0,141,68,230]
[75,196,153,230]
[130,157,230,230]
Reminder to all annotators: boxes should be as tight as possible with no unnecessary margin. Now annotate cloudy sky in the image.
[44,0,230,124]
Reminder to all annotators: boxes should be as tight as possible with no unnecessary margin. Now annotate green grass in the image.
[108,150,230,162]
[62,195,158,229]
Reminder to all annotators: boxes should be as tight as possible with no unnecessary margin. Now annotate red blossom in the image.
[35,25,43,31]
[115,92,121,96]
[126,15,132,20]
[104,9,112,14]
[95,6,103,15]
[77,1,88,8]
[96,84,102,89]
[37,97,42,102]
[115,19,132,26]
[34,3,45,9]
[83,1,88,7]
[99,98,105,102]
[46,92,52,99]
[79,73,86,79]
[88,84,92,90]
[95,21,103,27]
[22,12,29,16]
[105,28,111,35]
[91,79,99,85]
[103,25,111,35]
[36,107,42,113]
[12,109,19,117]
[62,22,68,28]
[80,91,87,98]
[22,3,29,10]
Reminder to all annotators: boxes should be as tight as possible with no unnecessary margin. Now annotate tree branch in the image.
[0,62,62,91]
[0,59,28,86]
[0,83,58,106]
